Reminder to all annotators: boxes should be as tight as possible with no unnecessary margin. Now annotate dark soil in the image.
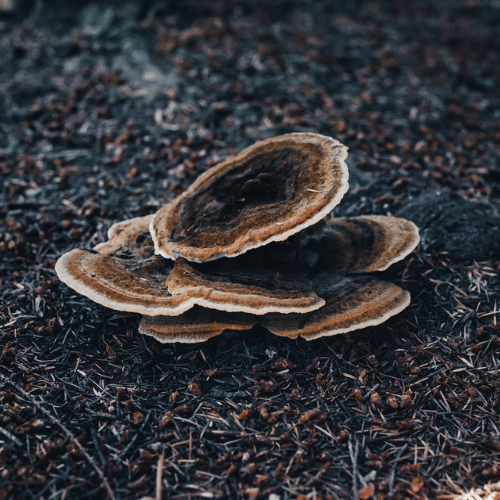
[400,189,500,261]
[1,1,500,499]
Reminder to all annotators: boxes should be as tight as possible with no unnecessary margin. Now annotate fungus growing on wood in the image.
[56,133,419,343]
[150,133,349,262]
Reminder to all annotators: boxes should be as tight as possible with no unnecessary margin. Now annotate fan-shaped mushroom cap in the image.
[94,214,156,257]
[166,258,325,315]
[262,275,410,340]
[138,274,410,343]
[151,133,349,262]
[56,215,325,317]
[139,307,257,344]
[55,215,191,316]
[297,215,420,273]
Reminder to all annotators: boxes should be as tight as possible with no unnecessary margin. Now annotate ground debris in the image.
[1,1,500,499]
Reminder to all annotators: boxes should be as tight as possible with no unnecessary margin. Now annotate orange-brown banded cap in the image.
[55,250,190,315]
[151,133,349,262]
[55,215,191,316]
[56,215,324,318]
[262,275,410,340]
[139,308,258,344]
[137,275,410,344]
[297,215,420,273]
[94,214,155,257]
[166,257,325,315]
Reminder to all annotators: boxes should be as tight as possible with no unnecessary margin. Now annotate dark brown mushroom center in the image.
[297,218,378,271]
[169,147,309,242]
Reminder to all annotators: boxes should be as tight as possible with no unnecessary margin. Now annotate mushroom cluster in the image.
[56,133,419,343]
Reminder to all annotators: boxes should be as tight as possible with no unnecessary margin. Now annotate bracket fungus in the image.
[295,215,420,273]
[55,215,187,316]
[150,133,349,262]
[56,133,419,343]
[166,258,325,314]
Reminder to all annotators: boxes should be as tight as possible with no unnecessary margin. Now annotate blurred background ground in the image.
[1,1,500,499]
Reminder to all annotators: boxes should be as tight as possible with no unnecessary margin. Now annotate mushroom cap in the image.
[296,215,420,273]
[151,133,349,262]
[138,274,410,343]
[166,257,325,315]
[262,275,410,340]
[56,215,324,317]
[55,215,192,316]
[139,307,257,344]
[94,214,156,257]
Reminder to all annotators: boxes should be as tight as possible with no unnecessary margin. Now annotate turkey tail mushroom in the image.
[56,133,419,344]
[150,133,349,262]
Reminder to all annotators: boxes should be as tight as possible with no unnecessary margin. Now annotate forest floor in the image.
[1,1,500,498]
